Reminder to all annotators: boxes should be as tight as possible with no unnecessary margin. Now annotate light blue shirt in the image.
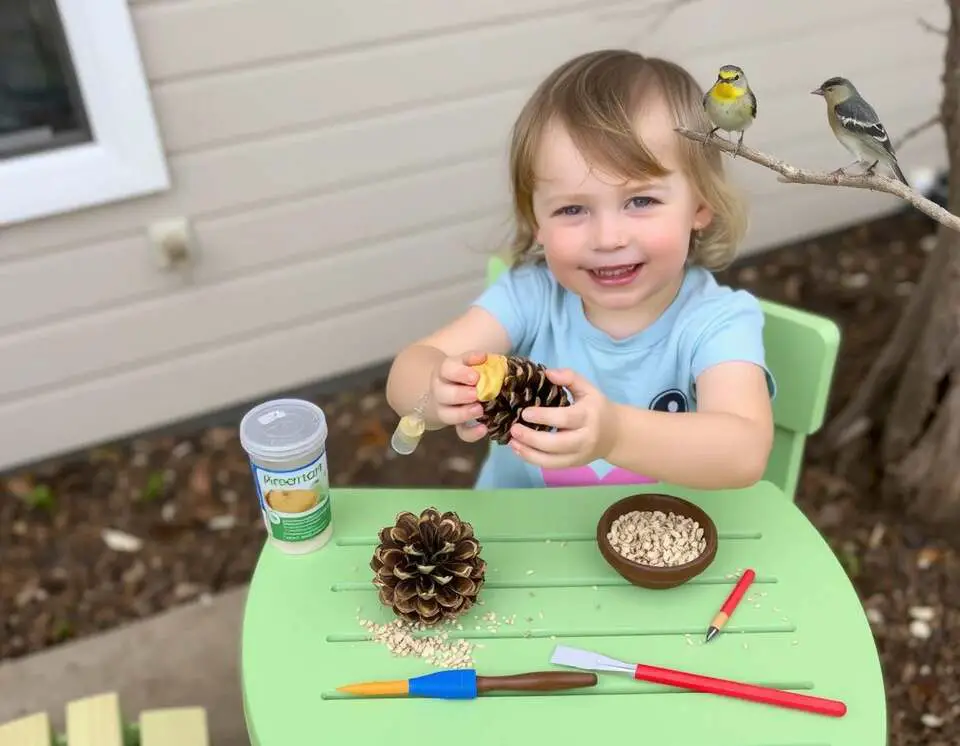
[470,261,776,489]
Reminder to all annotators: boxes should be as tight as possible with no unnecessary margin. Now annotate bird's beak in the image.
[811,87,824,96]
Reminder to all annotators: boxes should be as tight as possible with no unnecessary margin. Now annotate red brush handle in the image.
[633,663,847,717]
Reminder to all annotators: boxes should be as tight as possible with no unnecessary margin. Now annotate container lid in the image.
[239,398,327,462]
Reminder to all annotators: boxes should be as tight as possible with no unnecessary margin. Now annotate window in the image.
[0,0,169,225]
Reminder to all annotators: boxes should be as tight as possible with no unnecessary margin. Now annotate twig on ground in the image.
[675,127,960,233]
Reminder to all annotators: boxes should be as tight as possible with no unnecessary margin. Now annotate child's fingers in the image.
[510,438,577,470]
[521,404,584,430]
[455,420,488,443]
[439,356,481,387]
[435,402,485,426]
[460,351,488,367]
[434,380,482,407]
[510,423,581,456]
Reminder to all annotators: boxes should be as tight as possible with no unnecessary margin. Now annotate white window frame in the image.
[0,0,169,225]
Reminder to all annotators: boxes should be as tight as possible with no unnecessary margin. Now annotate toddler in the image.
[386,49,776,490]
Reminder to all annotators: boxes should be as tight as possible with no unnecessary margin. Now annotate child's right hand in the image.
[430,351,489,443]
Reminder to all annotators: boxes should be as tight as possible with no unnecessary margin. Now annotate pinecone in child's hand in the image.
[371,507,485,626]
[471,354,570,444]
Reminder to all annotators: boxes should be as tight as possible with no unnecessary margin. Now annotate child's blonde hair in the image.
[507,49,747,271]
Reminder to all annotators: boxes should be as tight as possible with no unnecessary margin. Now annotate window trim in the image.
[0,0,170,226]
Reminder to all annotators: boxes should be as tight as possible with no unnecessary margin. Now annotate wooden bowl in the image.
[596,493,718,590]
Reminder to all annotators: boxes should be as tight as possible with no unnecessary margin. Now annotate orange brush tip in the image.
[336,679,410,696]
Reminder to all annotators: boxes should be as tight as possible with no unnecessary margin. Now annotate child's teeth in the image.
[595,265,635,277]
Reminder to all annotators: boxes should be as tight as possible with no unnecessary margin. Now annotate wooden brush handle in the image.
[476,672,598,692]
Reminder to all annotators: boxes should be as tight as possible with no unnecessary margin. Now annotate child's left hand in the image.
[509,368,619,468]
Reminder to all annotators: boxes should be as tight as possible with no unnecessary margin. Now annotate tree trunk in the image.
[876,0,960,525]
[881,229,960,523]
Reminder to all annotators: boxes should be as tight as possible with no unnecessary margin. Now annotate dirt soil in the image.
[1,209,958,744]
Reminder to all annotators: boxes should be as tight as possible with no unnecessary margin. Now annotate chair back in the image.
[0,691,210,746]
[485,255,840,500]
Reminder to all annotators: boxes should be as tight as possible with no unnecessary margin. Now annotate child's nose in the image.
[594,214,626,250]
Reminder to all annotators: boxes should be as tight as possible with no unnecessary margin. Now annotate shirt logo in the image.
[650,388,689,413]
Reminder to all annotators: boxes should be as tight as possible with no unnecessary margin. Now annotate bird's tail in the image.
[891,160,909,186]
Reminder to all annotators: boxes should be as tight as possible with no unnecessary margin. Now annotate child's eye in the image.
[627,196,658,209]
[552,205,582,217]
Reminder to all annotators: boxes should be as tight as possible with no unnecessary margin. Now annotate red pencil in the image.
[631,661,847,717]
[705,568,755,642]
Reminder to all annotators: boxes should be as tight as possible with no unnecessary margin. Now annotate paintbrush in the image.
[549,644,847,717]
[337,668,598,699]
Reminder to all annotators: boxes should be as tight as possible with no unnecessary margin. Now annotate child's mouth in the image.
[588,263,642,285]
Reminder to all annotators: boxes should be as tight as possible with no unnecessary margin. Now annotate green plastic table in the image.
[241,481,885,745]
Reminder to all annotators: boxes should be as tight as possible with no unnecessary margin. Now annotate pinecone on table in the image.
[371,507,486,626]
[472,354,570,444]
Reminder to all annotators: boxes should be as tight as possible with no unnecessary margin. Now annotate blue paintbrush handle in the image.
[408,669,478,698]
[408,670,597,699]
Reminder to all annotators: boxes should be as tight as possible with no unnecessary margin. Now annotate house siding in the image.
[0,0,947,470]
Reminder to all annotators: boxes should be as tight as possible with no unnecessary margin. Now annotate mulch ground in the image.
[1,208,958,744]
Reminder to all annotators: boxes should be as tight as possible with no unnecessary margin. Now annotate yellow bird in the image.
[702,64,757,156]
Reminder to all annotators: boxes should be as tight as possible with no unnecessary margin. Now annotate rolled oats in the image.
[607,509,707,567]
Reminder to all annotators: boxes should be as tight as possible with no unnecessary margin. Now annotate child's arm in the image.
[512,362,773,490]
[602,286,775,489]
[385,305,512,430]
[606,361,773,489]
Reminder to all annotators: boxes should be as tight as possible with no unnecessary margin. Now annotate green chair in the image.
[486,255,840,500]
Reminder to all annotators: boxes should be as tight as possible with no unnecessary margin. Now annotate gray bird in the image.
[702,64,757,156]
[811,76,908,184]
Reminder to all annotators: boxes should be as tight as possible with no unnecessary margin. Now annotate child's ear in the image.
[693,202,714,232]
[534,221,544,246]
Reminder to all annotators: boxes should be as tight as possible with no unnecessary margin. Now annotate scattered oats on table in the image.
[356,615,476,668]
[606,509,707,567]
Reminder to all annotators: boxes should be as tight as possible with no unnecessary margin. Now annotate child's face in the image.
[531,99,713,335]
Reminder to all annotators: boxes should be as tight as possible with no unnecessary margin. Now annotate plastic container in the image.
[239,398,333,555]
[390,412,426,455]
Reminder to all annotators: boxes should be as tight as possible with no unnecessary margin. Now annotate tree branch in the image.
[597,0,702,31]
[918,17,947,35]
[893,114,941,150]
[675,127,960,233]
[647,0,701,31]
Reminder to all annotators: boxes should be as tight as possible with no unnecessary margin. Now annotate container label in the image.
[250,452,331,542]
